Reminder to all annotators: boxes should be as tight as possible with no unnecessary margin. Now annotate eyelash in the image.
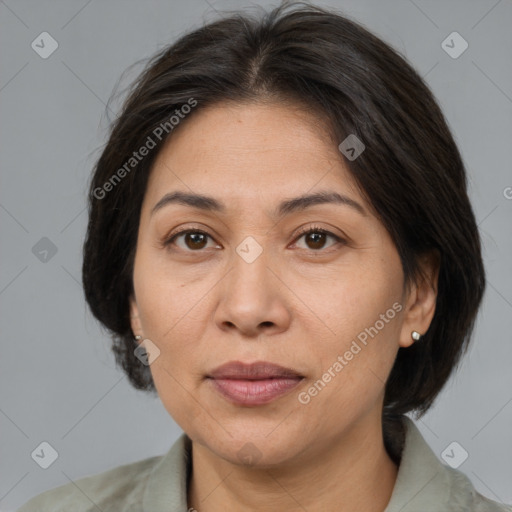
[162,225,346,253]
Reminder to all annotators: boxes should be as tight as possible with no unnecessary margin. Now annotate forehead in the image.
[143,102,364,213]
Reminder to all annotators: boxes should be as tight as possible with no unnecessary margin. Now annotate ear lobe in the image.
[398,250,440,348]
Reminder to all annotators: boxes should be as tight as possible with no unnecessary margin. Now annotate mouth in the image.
[206,360,304,406]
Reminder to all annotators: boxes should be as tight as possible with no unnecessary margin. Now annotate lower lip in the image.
[208,377,303,406]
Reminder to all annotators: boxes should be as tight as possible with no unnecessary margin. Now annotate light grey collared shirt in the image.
[17,416,511,511]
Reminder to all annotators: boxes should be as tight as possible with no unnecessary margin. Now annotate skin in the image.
[129,101,439,512]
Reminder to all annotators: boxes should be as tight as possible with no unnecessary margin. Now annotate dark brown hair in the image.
[82,1,485,451]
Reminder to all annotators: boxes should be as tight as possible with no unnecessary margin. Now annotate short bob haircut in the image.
[82,1,485,448]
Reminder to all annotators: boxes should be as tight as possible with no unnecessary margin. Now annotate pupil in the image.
[308,232,325,249]
[188,233,206,248]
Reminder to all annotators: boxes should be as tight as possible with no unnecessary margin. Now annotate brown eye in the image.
[294,227,345,251]
[164,229,217,251]
[305,231,327,250]
[183,232,208,250]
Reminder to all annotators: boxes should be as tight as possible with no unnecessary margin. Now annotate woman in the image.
[18,2,511,511]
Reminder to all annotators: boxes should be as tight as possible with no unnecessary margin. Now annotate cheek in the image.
[298,311,400,433]
[132,244,208,340]
[133,257,208,427]
[131,253,211,419]
[304,258,403,402]
[306,258,402,341]
[146,359,206,437]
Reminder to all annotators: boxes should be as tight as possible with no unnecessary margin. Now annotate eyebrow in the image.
[150,190,367,218]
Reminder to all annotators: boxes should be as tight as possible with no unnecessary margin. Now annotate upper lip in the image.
[207,361,303,380]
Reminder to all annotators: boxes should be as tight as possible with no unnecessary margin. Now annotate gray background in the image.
[1,0,511,510]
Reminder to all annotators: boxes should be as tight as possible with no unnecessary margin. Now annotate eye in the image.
[292,225,345,251]
[163,228,219,251]
[162,225,346,253]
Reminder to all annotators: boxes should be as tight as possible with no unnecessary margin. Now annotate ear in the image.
[399,250,440,348]
[129,294,143,342]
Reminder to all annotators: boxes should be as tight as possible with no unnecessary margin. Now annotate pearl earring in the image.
[411,330,422,341]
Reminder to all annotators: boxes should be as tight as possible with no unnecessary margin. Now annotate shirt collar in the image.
[383,415,451,510]
[142,416,456,512]
[142,431,191,511]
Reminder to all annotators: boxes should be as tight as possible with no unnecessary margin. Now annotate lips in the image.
[207,361,304,406]
[208,361,303,380]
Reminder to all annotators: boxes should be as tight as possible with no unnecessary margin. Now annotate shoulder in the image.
[387,417,511,512]
[445,465,512,512]
[16,453,163,512]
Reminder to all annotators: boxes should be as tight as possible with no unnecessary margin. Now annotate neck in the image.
[187,416,399,512]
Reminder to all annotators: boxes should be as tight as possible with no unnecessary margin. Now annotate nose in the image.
[213,245,292,338]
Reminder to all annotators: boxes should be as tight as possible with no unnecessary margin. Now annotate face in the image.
[129,101,436,467]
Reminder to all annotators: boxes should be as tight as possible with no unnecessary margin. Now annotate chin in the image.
[194,422,306,468]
